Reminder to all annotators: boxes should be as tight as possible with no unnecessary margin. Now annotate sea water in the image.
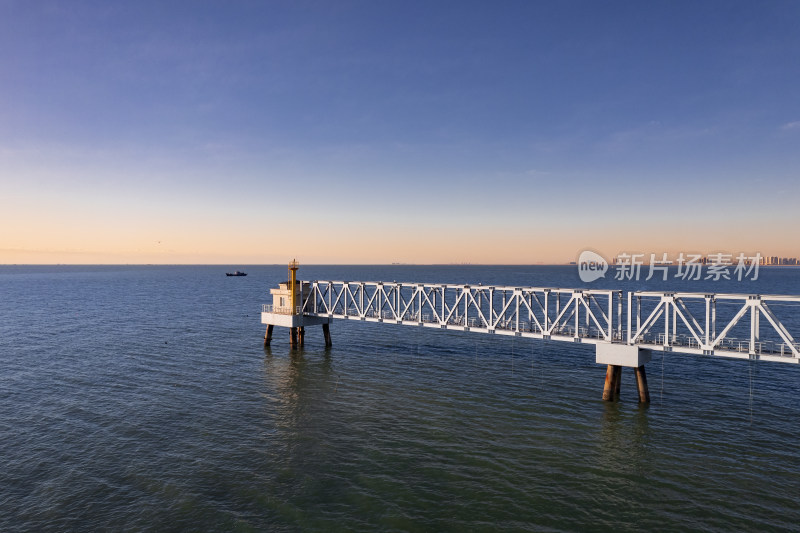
[1,265,799,531]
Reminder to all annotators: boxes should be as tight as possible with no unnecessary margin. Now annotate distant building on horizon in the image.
[760,256,799,266]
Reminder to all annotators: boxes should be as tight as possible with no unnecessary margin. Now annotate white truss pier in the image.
[628,291,800,362]
[262,278,800,402]
[281,280,800,363]
[297,281,625,342]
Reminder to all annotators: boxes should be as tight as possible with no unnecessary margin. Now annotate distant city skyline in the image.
[609,252,798,266]
[2,1,799,264]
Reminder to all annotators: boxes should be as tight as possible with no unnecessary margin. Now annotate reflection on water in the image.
[598,400,652,479]
[263,347,336,431]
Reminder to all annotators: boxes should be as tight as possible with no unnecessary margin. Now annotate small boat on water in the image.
[226,271,247,277]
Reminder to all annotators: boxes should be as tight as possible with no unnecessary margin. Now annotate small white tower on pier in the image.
[262,260,331,348]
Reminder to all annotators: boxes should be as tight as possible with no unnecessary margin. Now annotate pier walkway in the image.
[262,279,800,401]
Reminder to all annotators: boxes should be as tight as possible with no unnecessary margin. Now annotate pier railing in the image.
[262,304,302,315]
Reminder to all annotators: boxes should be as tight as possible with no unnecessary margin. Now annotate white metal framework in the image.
[300,280,623,343]
[628,291,800,362]
[288,281,800,364]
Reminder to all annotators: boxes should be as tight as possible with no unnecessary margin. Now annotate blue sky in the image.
[1,1,798,263]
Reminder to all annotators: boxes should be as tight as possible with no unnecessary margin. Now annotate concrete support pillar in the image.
[322,323,332,347]
[634,365,650,403]
[263,325,274,347]
[602,364,620,401]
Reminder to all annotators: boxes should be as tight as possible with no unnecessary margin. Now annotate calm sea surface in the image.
[2,265,800,532]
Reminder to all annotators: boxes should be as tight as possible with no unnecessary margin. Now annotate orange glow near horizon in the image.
[2,218,797,265]
[3,143,797,266]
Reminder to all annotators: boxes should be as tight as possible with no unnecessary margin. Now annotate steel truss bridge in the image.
[275,280,800,363]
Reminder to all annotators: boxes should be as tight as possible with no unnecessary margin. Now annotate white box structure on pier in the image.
[595,344,651,367]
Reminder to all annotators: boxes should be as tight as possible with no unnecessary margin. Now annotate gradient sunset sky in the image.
[2,1,798,264]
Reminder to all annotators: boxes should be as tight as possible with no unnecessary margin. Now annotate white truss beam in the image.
[292,282,800,363]
[301,281,621,345]
[628,291,800,362]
